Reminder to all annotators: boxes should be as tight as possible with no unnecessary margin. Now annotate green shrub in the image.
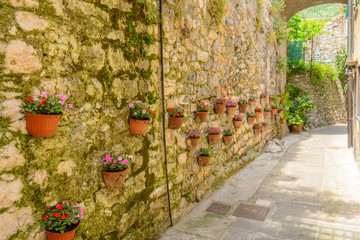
[287,59,308,77]
[285,85,308,100]
[310,63,338,83]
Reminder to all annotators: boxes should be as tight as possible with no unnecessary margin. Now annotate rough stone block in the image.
[0,179,23,208]
[0,143,25,171]
[0,207,33,240]
[15,11,49,31]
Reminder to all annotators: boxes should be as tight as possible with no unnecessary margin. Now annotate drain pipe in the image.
[346,0,354,148]
[158,0,173,227]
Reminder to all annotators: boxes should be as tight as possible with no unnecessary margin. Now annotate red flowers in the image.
[55,213,60,218]
[56,204,63,210]
[42,216,48,220]
[41,98,47,105]
[66,213,70,218]
[61,215,66,219]
[26,97,33,102]
[175,112,179,115]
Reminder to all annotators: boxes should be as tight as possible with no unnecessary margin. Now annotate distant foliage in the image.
[287,14,327,41]
[299,3,346,19]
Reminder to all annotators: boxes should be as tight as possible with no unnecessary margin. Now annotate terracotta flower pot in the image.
[291,125,303,133]
[189,138,200,149]
[223,135,233,146]
[208,134,220,146]
[196,111,209,122]
[253,128,261,136]
[214,104,226,114]
[45,224,79,240]
[255,111,262,118]
[226,107,237,116]
[102,167,129,190]
[278,110,284,114]
[25,112,62,137]
[271,109,277,114]
[247,117,256,125]
[260,98,267,105]
[270,97,274,103]
[281,119,286,124]
[275,115,281,121]
[169,116,184,130]
[198,156,210,166]
[233,120,243,129]
[249,100,256,109]
[129,118,149,134]
[239,103,249,113]
[264,111,271,118]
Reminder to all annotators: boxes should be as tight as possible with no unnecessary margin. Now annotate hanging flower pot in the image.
[102,153,132,190]
[42,202,84,240]
[233,114,244,129]
[185,129,202,149]
[223,128,234,146]
[278,110,284,114]
[246,111,256,124]
[281,118,286,124]
[129,101,155,134]
[25,113,62,137]
[214,104,226,114]
[226,100,237,116]
[271,108,278,115]
[255,108,263,118]
[291,125,303,133]
[196,102,211,122]
[20,93,72,137]
[253,123,261,136]
[249,100,256,109]
[261,122,268,132]
[259,93,268,105]
[169,117,184,129]
[168,106,186,129]
[129,118,150,134]
[248,117,256,125]
[196,111,209,122]
[208,134,221,145]
[46,224,79,240]
[239,104,248,113]
[198,147,215,166]
[198,155,210,166]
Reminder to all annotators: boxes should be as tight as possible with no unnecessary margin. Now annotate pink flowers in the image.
[58,101,64,105]
[185,129,202,139]
[142,110,146,114]
[208,127,221,135]
[103,155,113,165]
[102,153,132,172]
[41,92,47,97]
[68,104,73,109]
[129,103,134,108]
[56,94,66,101]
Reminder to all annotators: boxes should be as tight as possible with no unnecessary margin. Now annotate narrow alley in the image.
[158,125,360,240]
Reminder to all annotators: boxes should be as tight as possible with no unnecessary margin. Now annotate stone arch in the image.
[283,0,347,21]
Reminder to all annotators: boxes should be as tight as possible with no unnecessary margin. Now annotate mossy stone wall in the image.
[0,0,286,239]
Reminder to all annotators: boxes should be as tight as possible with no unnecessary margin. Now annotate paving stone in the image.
[206,202,231,215]
[220,229,252,240]
[229,218,281,236]
[232,203,270,221]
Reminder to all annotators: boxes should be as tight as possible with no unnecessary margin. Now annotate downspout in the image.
[158,0,173,227]
[347,0,354,148]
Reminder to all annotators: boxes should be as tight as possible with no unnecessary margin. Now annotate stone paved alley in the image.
[157,125,360,240]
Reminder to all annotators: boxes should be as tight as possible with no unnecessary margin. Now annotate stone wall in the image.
[304,15,346,65]
[287,74,347,128]
[0,0,286,239]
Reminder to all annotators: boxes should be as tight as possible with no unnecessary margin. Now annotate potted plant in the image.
[168,105,186,129]
[281,117,286,124]
[208,127,221,146]
[238,98,249,113]
[102,153,132,190]
[260,93,268,105]
[41,202,84,240]
[271,104,278,114]
[213,97,227,114]
[129,101,155,134]
[198,147,215,166]
[261,122,268,131]
[196,102,212,122]
[226,100,237,116]
[288,113,305,133]
[248,95,257,108]
[270,94,279,104]
[274,113,281,121]
[246,111,256,125]
[223,128,234,146]
[185,129,202,149]
[278,105,285,114]
[253,123,261,136]
[264,106,271,118]
[20,93,72,137]
[255,107,263,118]
[233,114,244,129]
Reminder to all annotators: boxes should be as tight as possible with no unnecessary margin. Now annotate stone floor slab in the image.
[206,202,231,215]
[232,203,270,221]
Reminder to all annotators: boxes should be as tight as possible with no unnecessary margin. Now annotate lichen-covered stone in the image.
[0,207,33,240]
[0,143,25,171]
[0,179,23,208]
[15,11,49,32]
[4,40,42,74]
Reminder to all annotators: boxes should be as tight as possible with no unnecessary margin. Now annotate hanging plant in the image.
[223,128,234,145]
[238,98,249,113]
[259,93,268,105]
[198,147,215,166]
[208,127,222,145]
[168,105,187,129]
[20,93,73,137]
[233,114,244,129]
[102,153,132,190]
[253,123,261,136]
[246,111,257,124]
[128,101,155,134]
[212,97,227,114]
[226,99,237,116]
[255,107,263,118]
[185,128,202,149]
[196,102,212,122]
[41,202,84,240]
[248,95,257,108]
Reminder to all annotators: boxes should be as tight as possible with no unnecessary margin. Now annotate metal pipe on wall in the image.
[347,0,354,148]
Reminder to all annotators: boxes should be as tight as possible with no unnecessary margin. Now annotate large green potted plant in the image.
[20,93,72,137]
[287,113,305,133]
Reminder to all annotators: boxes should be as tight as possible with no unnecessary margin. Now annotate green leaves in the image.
[287,14,326,41]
